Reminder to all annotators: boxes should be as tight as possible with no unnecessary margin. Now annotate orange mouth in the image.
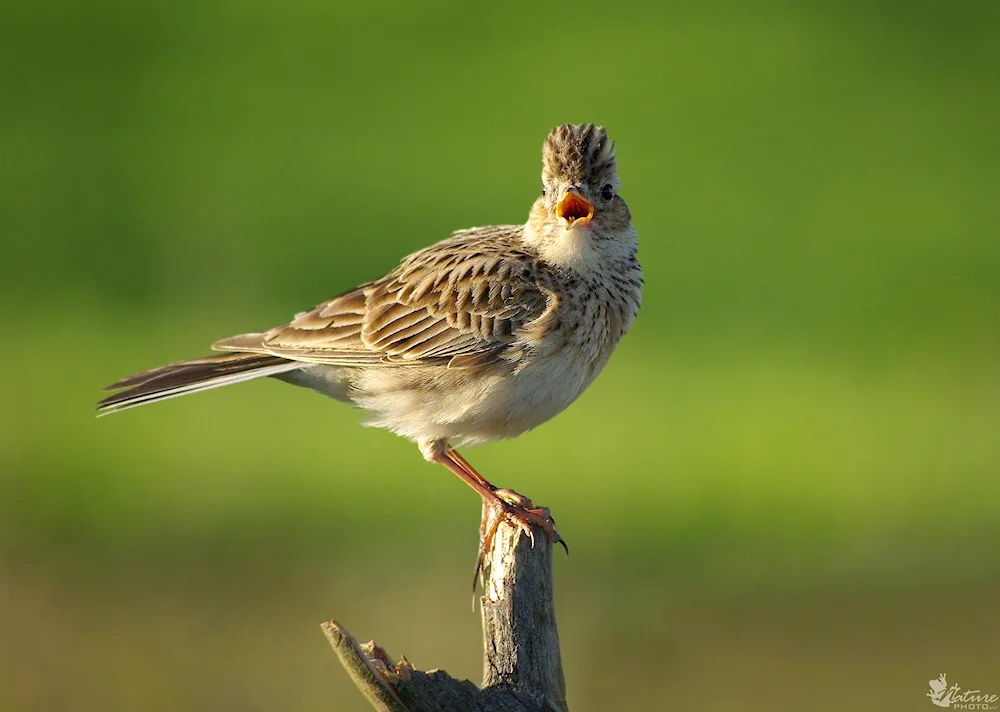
[556,191,594,228]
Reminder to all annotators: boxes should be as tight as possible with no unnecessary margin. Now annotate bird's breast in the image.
[557,266,642,375]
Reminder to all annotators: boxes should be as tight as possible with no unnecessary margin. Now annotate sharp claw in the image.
[473,505,504,600]
[472,551,484,596]
[473,489,568,595]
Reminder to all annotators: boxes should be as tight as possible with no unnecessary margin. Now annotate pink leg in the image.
[429,446,566,588]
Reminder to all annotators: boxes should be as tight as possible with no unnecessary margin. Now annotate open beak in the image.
[556,189,594,229]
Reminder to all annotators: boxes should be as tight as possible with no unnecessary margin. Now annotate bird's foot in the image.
[473,488,567,593]
[488,488,565,550]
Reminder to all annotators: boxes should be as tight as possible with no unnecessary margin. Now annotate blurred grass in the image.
[1,0,998,710]
[4,308,1000,590]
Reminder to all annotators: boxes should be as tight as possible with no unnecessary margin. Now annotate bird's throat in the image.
[525,220,603,273]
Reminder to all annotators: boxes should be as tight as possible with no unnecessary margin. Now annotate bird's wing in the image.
[213,226,552,368]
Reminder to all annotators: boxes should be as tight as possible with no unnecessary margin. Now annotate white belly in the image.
[285,348,593,448]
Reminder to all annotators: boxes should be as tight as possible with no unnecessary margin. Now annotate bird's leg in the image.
[446,448,567,547]
[442,447,563,548]
[429,446,565,588]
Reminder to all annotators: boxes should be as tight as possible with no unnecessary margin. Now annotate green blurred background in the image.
[2,1,998,710]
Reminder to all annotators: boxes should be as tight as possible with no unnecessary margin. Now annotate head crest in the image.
[542,123,616,183]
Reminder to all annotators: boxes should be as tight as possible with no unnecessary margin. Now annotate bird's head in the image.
[525,123,633,269]
[540,123,624,229]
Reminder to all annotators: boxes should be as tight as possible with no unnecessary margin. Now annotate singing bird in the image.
[99,123,643,564]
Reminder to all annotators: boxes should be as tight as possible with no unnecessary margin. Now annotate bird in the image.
[98,123,643,573]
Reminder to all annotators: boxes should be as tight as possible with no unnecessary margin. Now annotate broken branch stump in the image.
[322,502,568,712]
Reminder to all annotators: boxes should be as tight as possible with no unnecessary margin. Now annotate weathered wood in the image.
[479,502,567,712]
[322,502,567,712]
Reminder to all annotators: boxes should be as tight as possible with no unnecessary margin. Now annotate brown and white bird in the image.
[98,123,642,565]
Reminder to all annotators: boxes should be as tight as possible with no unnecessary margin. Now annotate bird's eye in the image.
[600,184,614,200]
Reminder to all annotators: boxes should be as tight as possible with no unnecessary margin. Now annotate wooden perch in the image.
[322,501,568,712]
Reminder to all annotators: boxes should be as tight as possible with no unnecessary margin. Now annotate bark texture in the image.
[323,505,567,712]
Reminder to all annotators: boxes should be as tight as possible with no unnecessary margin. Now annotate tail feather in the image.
[97,353,301,415]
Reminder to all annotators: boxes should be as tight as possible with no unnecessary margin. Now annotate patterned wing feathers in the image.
[213,226,548,368]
